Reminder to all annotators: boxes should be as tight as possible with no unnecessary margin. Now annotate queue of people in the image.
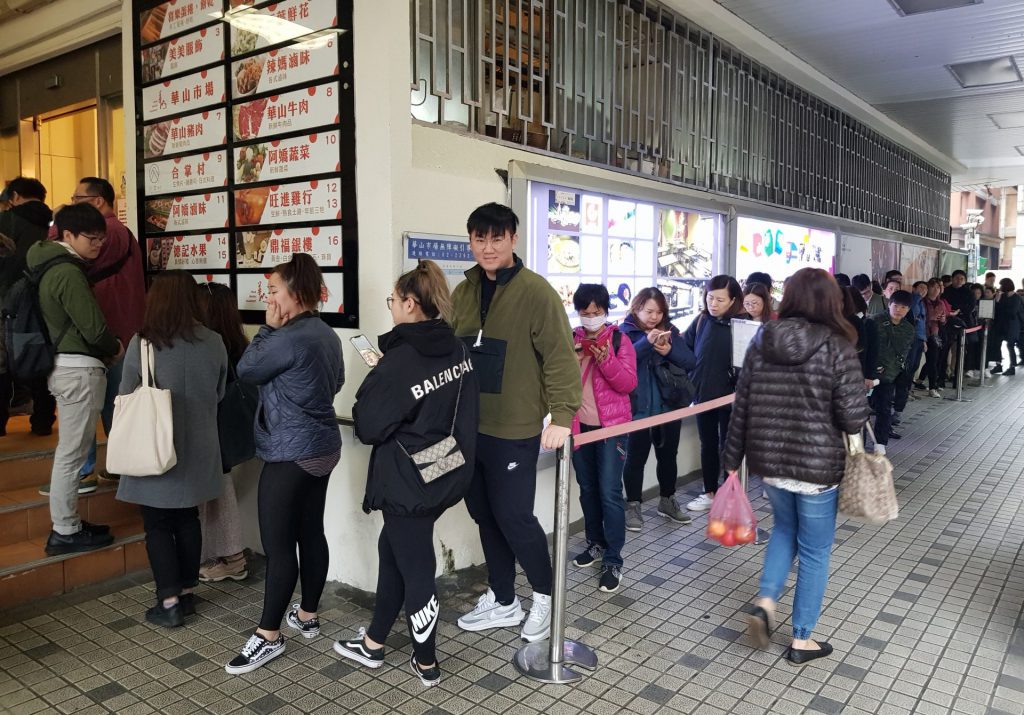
[7,185,1018,684]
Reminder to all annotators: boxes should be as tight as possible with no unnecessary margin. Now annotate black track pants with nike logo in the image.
[367,513,440,665]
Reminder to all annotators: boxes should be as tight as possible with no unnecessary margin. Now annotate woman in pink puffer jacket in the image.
[569,284,637,594]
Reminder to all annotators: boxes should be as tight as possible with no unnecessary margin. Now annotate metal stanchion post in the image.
[513,437,597,683]
[738,459,770,545]
[979,323,990,388]
[946,328,972,402]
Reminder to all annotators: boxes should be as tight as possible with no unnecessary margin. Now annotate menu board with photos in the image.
[133,0,358,327]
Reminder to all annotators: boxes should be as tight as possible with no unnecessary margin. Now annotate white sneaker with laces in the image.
[456,589,524,632]
[521,592,551,642]
[686,493,714,512]
[929,389,942,398]
[874,444,887,456]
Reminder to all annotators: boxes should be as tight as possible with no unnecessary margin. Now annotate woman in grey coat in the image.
[116,271,227,629]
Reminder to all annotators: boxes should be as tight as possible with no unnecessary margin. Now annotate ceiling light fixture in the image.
[989,111,1024,129]
[888,0,982,16]
[948,56,1022,88]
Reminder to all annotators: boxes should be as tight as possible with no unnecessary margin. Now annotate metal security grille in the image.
[410,0,951,242]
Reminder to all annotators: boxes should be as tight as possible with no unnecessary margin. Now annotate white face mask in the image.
[580,315,606,332]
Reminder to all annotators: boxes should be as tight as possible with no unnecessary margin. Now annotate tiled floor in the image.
[3,378,1024,715]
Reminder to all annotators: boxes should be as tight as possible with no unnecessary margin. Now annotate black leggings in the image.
[622,422,682,502]
[141,505,202,601]
[367,513,439,665]
[258,461,330,631]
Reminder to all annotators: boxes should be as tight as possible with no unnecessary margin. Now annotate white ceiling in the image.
[713,0,1024,187]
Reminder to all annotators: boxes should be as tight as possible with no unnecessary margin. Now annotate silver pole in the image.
[979,323,990,388]
[947,328,972,402]
[513,437,597,683]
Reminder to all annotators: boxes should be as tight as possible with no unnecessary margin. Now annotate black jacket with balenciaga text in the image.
[354,319,480,517]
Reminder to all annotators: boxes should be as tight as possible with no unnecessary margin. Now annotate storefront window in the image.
[0,129,18,188]
[530,182,722,331]
[36,107,99,209]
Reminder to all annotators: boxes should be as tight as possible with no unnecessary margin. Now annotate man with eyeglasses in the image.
[28,203,123,555]
[449,202,581,644]
[50,177,145,483]
[0,176,57,437]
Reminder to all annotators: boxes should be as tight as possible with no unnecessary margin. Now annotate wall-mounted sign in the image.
[145,150,229,196]
[134,0,358,327]
[735,217,836,284]
[142,25,224,84]
[142,67,226,121]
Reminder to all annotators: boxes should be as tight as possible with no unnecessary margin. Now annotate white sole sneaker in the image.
[285,607,320,639]
[457,602,525,632]
[224,642,285,675]
[521,626,550,643]
[333,639,384,668]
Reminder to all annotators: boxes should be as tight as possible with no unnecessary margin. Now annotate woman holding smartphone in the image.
[225,254,344,675]
[620,287,695,532]
[333,260,479,687]
[684,275,744,513]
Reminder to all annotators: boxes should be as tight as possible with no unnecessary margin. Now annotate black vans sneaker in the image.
[285,603,320,638]
[333,628,384,668]
[225,633,285,675]
[409,655,441,687]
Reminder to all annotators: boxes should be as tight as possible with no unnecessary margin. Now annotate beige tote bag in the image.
[838,424,898,526]
[106,338,177,477]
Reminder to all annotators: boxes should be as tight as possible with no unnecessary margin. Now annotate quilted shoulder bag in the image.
[106,338,177,477]
[399,344,467,485]
[838,423,898,525]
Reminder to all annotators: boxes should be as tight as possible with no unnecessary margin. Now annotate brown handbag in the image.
[838,424,898,525]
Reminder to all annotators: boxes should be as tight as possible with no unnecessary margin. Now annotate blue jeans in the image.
[80,358,122,476]
[571,426,625,567]
[759,485,838,640]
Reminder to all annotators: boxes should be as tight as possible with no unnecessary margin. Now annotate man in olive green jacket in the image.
[28,203,123,556]
[450,203,581,644]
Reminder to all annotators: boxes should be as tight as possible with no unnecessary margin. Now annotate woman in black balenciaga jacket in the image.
[333,261,479,688]
[722,268,869,667]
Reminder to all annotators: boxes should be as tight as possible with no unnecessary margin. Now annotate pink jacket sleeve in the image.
[596,328,638,395]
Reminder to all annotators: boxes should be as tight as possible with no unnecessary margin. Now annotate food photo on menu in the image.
[144,198,172,233]
[236,144,267,183]
[234,57,264,97]
[144,121,170,159]
[237,230,271,267]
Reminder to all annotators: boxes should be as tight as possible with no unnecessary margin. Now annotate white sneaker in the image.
[929,389,942,398]
[457,589,524,632]
[686,493,714,512]
[966,370,980,379]
[874,444,887,456]
[521,593,551,643]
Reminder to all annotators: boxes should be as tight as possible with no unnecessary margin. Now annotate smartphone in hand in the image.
[349,335,382,367]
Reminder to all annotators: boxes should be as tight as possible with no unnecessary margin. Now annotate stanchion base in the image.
[945,396,973,403]
[754,527,770,545]
[513,640,595,683]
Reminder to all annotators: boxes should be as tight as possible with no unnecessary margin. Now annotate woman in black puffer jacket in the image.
[722,268,869,667]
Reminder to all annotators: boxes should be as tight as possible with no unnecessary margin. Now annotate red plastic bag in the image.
[705,472,757,547]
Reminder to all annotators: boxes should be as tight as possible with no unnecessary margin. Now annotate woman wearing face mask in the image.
[225,254,345,675]
[333,260,479,687]
[741,283,774,324]
[568,284,637,593]
[684,275,744,513]
[620,287,696,532]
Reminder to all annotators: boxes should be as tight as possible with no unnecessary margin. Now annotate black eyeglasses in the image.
[79,233,106,244]
[386,295,419,309]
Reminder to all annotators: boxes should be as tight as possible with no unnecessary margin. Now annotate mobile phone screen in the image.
[349,335,381,367]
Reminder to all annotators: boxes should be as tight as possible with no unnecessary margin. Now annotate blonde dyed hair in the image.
[396,260,452,322]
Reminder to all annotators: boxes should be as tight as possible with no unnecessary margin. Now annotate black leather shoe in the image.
[991,365,1004,375]
[180,593,197,616]
[81,521,111,535]
[145,602,184,628]
[786,641,833,666]
[889,432,902,440]
[44,529,114,556]
[1006,368,1016,376]
[747,606,773,648]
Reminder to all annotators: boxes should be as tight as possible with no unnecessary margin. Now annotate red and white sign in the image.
[233,132,340,184]
[144,192,230,234]
[141,25,224,84]
[230,40,338,98]
[144,109,226,160]
[233,179,340,227]
[145,151,228,196]
[139,0,220,46]
[192,273,230,287]
[232,82,339,141]
[229,0,338,57]
[147,233,230,270]
[237,271,344,313]
[236,226,343,268]
[143,67,226,121]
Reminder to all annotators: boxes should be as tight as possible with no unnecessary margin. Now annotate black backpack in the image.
[2,255,76,381]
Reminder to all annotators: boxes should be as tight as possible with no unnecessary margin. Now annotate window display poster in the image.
[735,217,836,283]
[939,250,968,277]
[548,190,581,232]
[899,244,938,285]
[658,210,714,281]
[871,239,901,282]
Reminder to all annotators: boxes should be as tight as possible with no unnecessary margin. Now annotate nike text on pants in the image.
[463,433,552,604]
[367,512,441,665]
